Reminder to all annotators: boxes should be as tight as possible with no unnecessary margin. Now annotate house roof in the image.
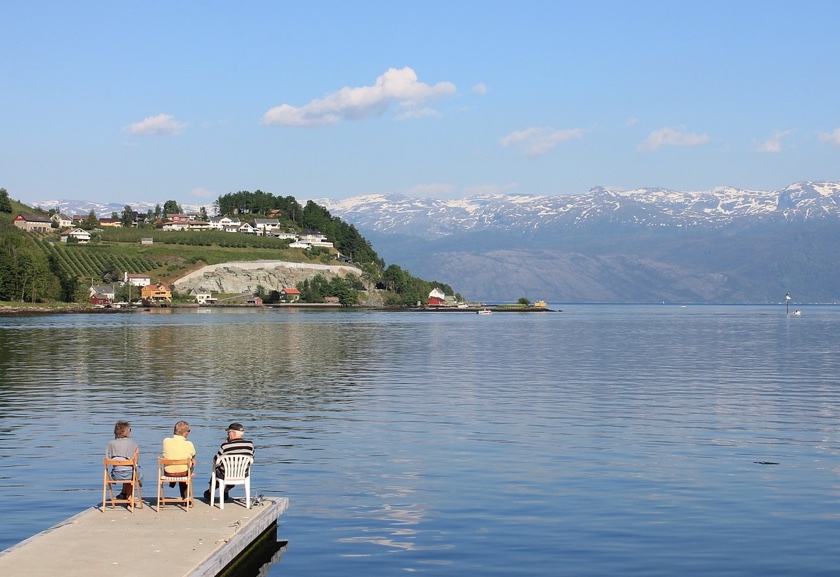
[16,212,52,223]
[282,287,301,294]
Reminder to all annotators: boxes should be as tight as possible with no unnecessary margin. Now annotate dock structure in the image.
[0,497,289,577]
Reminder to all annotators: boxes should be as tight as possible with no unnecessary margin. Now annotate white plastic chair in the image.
[210,454,253,509]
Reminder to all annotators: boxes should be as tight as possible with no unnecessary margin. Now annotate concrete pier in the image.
[0,497,289,577]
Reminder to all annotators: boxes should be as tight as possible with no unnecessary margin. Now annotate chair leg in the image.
[245,478,251,509]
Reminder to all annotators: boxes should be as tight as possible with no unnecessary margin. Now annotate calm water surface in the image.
[1,305,839,576]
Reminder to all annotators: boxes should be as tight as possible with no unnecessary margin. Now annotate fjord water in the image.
[1,305,839,576]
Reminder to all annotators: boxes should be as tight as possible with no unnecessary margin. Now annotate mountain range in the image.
[316,181,840,304]
[33,181,840,304]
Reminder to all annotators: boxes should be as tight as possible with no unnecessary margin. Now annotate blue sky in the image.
[4,1,840,207]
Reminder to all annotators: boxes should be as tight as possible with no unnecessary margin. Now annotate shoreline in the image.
[0,303,559,316]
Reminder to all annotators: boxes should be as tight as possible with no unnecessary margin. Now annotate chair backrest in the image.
[105,457,136,468]
[217,454,253,480]
[158,457,192,477]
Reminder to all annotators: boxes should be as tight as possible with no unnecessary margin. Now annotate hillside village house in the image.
[428,288,446,306]
[191,288,216,305]
[188,220,210,231]
[280,287,301,302]
[51,213,73,228]
[268,230,298,241]
[124,272,151,287]
[89,285,116,306]
[208,216,241,232]
[13,213,52,232]
[297,229,334,248]
[167,213,199,223]
[253,218,282,235]
[161,221,189,231]
[141,283,171,303]
[59,228,91,243]
[98,218,121,227]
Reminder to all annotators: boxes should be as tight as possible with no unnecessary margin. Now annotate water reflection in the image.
[2,306,840,576]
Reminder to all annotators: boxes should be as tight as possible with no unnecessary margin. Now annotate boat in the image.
[477,308,492,315]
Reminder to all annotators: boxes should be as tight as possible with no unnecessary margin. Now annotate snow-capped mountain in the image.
[28,200,208,219]
[30,181,840,303]
[318,181,840,304]
[316,181,840,240]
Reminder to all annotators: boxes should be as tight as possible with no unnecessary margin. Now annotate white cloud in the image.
[818,128,840,145]
[757,130,792,153]
[638,126,709,151]
[500,126,586,156]
[472,83,488,95]
[261,67,456,126]
[126,113,186,136]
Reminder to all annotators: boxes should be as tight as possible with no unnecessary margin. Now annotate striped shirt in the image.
[214,437,255,474]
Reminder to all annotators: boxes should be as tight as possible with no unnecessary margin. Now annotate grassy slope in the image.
[1,202,335,287]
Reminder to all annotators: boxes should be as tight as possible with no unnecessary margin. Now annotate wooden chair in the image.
[210,454,254,509]
[102,457,143,512]
[156,457,194,512]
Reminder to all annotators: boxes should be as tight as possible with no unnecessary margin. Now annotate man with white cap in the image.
[203,422,255,502]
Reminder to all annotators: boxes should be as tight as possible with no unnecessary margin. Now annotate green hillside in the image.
[0,187,456,307]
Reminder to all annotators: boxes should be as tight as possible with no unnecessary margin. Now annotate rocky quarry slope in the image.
[173,260,362,295]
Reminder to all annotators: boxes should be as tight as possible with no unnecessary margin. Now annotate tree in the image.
[121,205,134,227]
[84,210,99,229]
[517,297,531,306]
[200,206,208,221]
[163,200,182,216]
[0,188,11,213]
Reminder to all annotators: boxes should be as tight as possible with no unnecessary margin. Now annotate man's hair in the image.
[114,420,131,438]
[174,420,190,435]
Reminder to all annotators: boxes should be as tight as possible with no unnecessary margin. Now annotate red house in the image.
[281,288,301,302]
[428,288,446,306]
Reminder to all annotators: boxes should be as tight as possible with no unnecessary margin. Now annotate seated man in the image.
[162,420,196,502]
[204,422,255,501]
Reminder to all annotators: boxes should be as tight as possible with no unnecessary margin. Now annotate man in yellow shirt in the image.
[162,420,196,500]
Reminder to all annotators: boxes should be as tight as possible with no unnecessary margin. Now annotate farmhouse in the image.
[13,213,52,233]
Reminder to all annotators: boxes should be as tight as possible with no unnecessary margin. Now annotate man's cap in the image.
[226,422,245,432]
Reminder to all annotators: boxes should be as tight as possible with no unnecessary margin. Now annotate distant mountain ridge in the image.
[317,181,840,240]
[315,181,840,304]
[31,181,840,304]
[28,200,208,219]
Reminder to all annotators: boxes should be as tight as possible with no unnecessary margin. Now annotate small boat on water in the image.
[477,308,492,315]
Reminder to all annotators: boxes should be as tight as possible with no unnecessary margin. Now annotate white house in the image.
[162,221,189,231]
[191,288,216,305]
[208,216,241,232]
[59,227,91,243]
[124,272,151,287]
[238,222,256,234]
[268,230,298,241]
[90,285,117,301]
[188,221,210,231]
[51,213,73,228]
[298,229,334,248]
[253,218,282,235]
